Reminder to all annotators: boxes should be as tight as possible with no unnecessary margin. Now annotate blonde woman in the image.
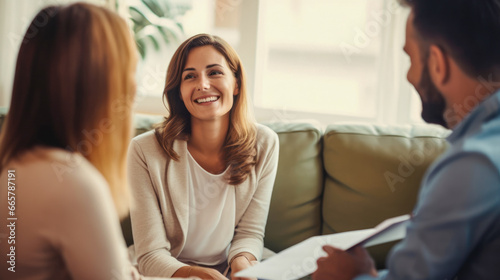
[0,3,189,280]
[128,34,279,280]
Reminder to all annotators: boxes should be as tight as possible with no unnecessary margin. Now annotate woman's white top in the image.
[177,151,236,266]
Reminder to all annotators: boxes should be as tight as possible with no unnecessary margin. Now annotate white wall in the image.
[0,0,41,107]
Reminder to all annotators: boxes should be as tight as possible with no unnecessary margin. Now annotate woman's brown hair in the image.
[156,34,256,185]
[0,3,137,217]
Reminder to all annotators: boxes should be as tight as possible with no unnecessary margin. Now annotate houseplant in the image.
[128,0,191,58]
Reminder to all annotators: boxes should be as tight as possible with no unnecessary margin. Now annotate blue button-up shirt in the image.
[357,90,500,280]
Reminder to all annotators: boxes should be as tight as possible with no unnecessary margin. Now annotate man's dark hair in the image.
[402,0,500,79]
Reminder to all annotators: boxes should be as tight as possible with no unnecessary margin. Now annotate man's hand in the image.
[230,255,258,280]
[173,266,226,280]
[312,245,377,280]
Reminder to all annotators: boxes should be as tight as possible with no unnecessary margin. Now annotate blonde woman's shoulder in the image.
[7,146,110,201]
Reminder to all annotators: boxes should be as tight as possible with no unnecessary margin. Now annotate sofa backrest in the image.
[322,123,450,233]
[322,123,450,266]
[263,122,324,253]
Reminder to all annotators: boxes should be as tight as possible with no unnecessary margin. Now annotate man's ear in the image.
[428,45,450,87]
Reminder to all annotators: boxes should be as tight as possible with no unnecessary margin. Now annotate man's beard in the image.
[417,65,449,128]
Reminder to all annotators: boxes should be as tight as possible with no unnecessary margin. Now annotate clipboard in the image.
[235,214,411,280]
[346,214,411,250]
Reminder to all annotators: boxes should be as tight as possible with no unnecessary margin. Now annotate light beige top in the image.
[0,147,184,280]
[128,124,280,278]
[177,151,234,266]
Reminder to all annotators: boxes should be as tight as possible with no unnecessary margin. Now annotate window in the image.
[260,0,383,118]
[255,0,423,124]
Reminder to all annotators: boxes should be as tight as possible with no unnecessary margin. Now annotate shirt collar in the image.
[447,89,500,143]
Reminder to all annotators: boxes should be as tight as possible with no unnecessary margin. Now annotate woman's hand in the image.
[230,255,258,280]
[173,266,226,280]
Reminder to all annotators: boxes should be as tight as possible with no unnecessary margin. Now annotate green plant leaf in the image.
[130,17,146,33]
[147,34,160,51]
[136,26,162,50]
[141,0,164,18]
[176,22,183,32]
[129,6,152,25]
[155,18,183,39]
[129,0,189,59]
[137,39,146,59]
[156,26,169,43]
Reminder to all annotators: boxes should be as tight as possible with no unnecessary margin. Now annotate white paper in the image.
[235,214,410,280]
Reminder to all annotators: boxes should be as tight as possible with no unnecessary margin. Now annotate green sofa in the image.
[122,114,450,269]
[0,110,449,269]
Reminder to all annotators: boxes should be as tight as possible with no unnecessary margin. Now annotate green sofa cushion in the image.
[133,113,164,136]
[322,123,449,267]
[263,122,324,253]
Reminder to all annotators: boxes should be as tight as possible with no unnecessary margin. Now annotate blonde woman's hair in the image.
[156,34,257,185]
[0,3,137,218]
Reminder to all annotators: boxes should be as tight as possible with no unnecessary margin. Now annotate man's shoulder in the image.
[461,119,500,172]
[426,136,500,194]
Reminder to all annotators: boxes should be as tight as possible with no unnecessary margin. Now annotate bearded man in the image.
[313,1,500,279]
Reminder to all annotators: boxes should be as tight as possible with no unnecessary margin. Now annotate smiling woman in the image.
[127,34,280,280]
[179,46,239,130]
[158,34,256,185]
